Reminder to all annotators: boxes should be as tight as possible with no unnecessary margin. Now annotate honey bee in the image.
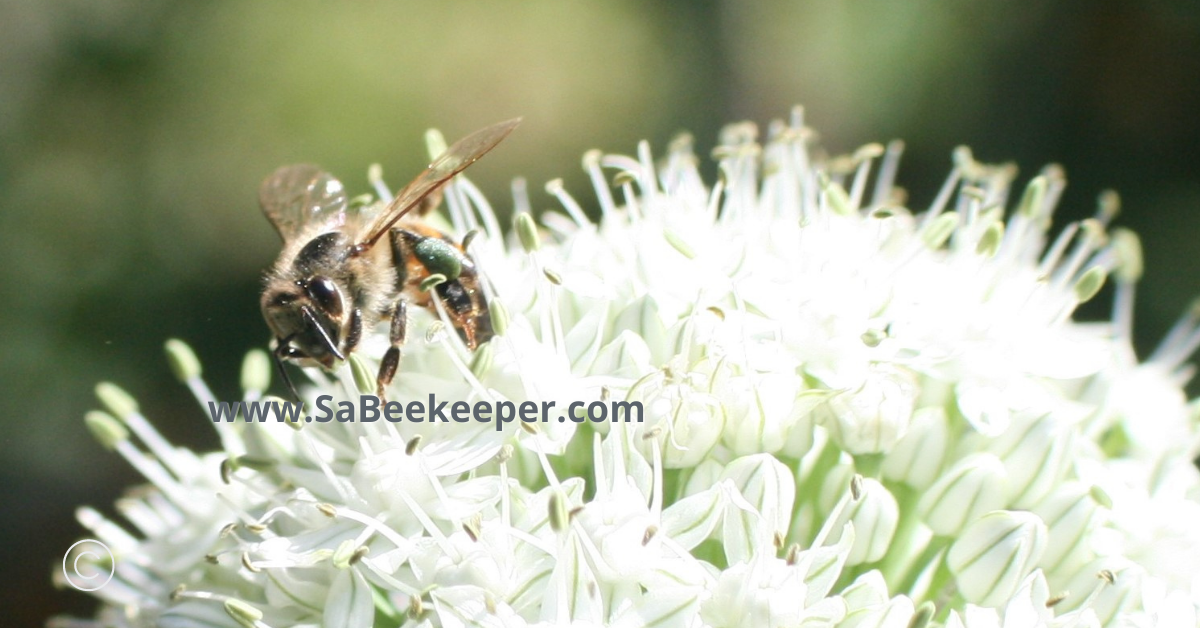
[258,118,520,398]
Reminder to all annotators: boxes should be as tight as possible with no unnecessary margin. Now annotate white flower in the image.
[53,107,1200,627]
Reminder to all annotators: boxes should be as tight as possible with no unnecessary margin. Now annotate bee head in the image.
[261,275,348,369]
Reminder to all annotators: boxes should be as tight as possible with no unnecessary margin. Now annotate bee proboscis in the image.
[258,118,520,398]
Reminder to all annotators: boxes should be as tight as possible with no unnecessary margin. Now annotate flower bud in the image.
[819,365,916,455]
[721,373,801,456]
[827,477,898,565]
[1032,482,1104,575]
[683,458,725,497]
[613,295,671,365]
[646,380,724,468]
[721,453,796,543]
[839,570,889,613]
[881,407,950,490]
[660,483,725,550]
[815,459,857,518]
[989,412,1074,508]
[947,510,1047,608]
[779,389,828,459]
[917,453,1008,537]
[589,330,653,379]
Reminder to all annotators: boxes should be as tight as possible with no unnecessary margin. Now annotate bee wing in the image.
[259,164,349,241]
[359,118,520,249]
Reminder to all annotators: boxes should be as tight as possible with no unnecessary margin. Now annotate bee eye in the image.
[305,276,343,318]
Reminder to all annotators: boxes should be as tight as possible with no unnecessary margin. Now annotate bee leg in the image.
[272,341,302,402]
[343,308,363,355]
[376,300,407,398]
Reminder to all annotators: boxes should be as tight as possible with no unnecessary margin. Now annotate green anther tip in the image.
[861,328,886,348]
[332,538,358,570]
[1089,485,1113,509]
[491,300,509,336]
[419,273,447,293]
[909,601,935,628]
[663,229,696,259]
[1018,175,1048,219]
[922,212,960,250]
[164,338,202,382]
[951,145,975,170]
[235,455,277,472]
[582,149,602,169]
[240,349,271,393]
[976,221,1005,257]
[819,175,854,216]
[347,193,374,210]
[470,341,494,378]
[1080,219,1107,246]
[1188,297,1200,320]
[424,128,448,161]
[85,410,129,450]
[1112,228,1143,284]
[1098,189,1121,221]
[548,491,568,532]
[223,598,263,628]
[349,354,376,395]
[367,163,383,184]
[668,132,694,154]
[95,382,138,419]
[514,212,539,252]
[613,170,638,186]
[1073,266,1108,304]
[853,142,885,161]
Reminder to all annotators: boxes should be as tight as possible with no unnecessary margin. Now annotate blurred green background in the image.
[4,1,1199,623]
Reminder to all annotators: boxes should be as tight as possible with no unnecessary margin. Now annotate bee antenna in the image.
[300,305,345,362]
[272,340,302,402]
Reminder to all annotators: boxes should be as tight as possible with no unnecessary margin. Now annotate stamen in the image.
[1052,219,1107,292]
[921,158,962,227]
[809,474,864,553]
[848,143,884,211]
[455,177,503,243]
[94,382,190,479]
[637,140,659,204]
[76,506,137,551]
[368,163,392,203]
[240,349,271,402]
[583,150,616,219]
[443,177,478,235]
[1037,222,1080,280]
[545,179,589,228]
[511,177,533,239]
[870,140,905,207]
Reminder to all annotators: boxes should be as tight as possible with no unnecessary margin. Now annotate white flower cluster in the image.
[55,108,1200,628]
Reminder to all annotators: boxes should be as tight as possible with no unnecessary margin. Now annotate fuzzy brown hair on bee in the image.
[258,118,519,399]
